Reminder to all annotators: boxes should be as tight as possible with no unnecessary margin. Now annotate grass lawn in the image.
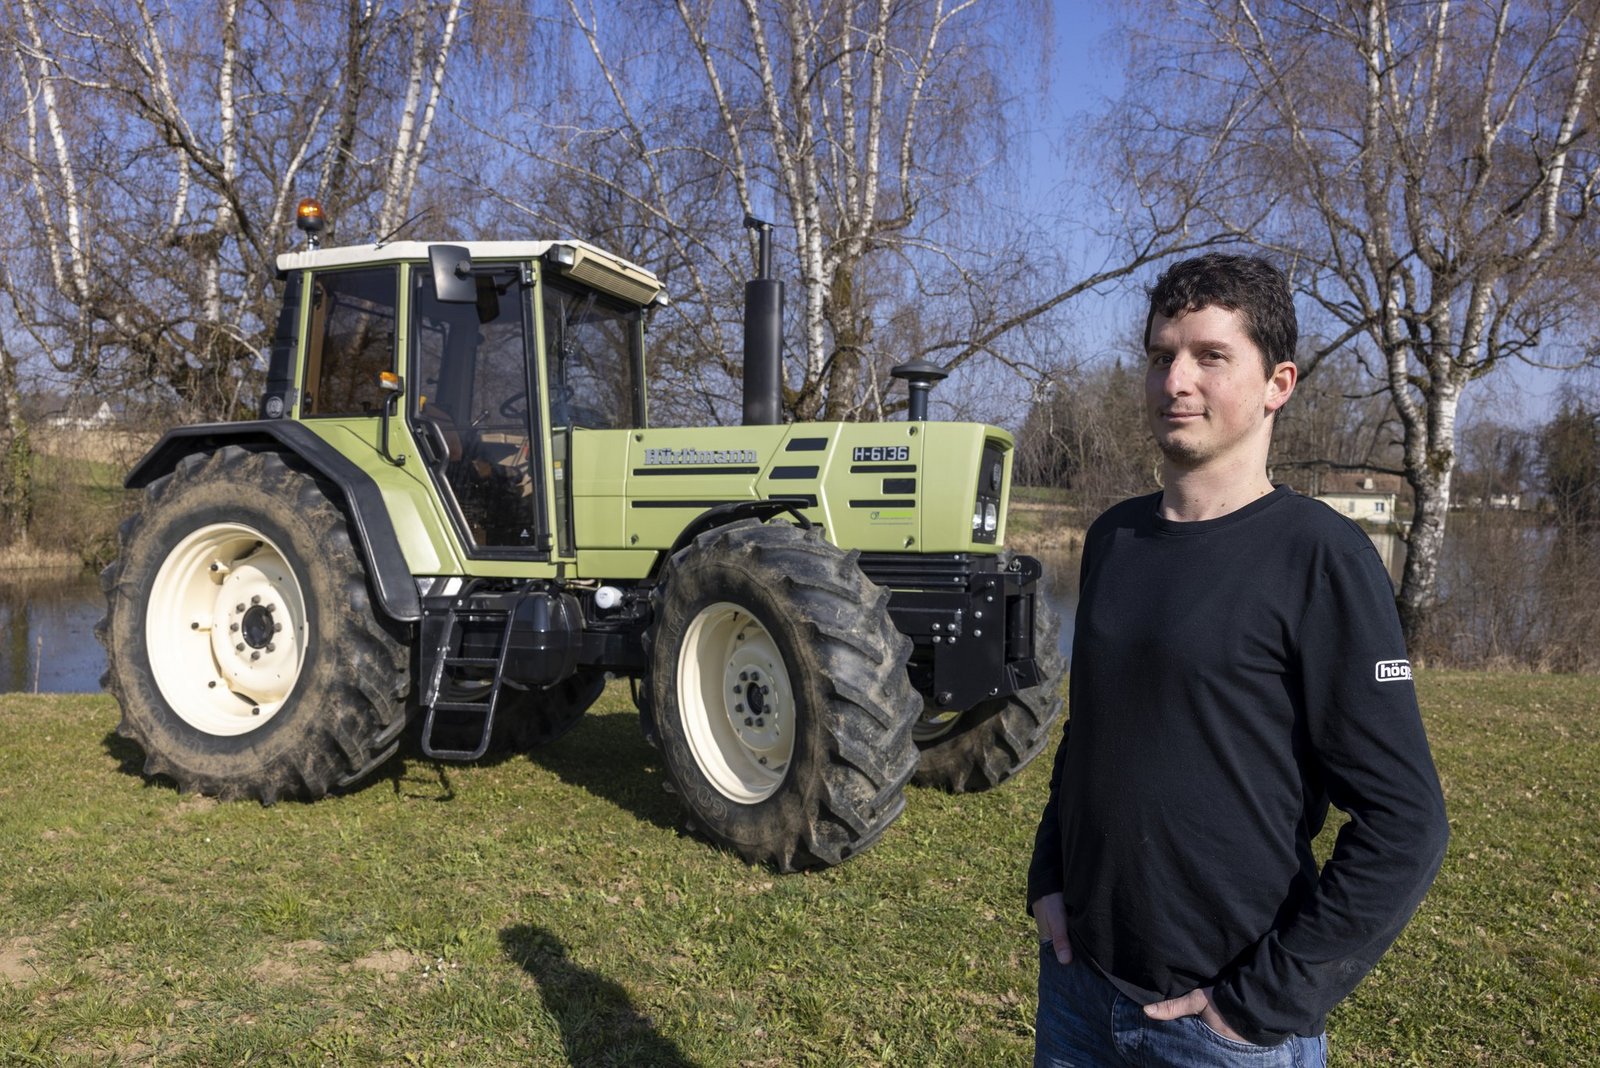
[1,673,1595,1066]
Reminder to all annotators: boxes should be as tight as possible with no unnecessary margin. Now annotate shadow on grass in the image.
[98,700,688,838]
[372,704,686,831]
[500,924,699,1068]
[522,709,684,833]
[101,728,145,778]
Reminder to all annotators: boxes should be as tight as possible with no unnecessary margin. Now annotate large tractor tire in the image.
[911,595,1065,792]
[492,669,608,750]
[97,447,412,802]
[645,520,918,871]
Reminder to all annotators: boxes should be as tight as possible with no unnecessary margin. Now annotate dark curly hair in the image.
[1143,253,1297,377]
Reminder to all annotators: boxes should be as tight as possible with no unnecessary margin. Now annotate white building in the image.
[46,400,116,430]
[1314,475,1399,527]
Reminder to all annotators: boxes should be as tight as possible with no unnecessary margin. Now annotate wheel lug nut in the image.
[250,651,261,661]
[251,595,261,605]
[230,623,239,632]
[235,643,245,652]
[236,603,246,613]
[266,643,276,653]
[733,684,742,694]
[744,717,753,726]
[273,623,283,633]
[755,718,765,727]
[735,703,744,713]
[265,603,275,613]
[739,672,749,682]
[762,686,770,696]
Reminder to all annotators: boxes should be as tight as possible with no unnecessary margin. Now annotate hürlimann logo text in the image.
[644,447,758,466]
[1374,659,1413,682]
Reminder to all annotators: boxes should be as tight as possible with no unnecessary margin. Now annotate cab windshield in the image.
[542,281,642,429]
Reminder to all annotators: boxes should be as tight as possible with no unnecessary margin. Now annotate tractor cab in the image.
[262,201,664,569]
[408,259,646,555]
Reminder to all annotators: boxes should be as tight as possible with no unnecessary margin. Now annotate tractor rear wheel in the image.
[97,447,411,802]
[646,520,918,871]
[910,595,1064,792]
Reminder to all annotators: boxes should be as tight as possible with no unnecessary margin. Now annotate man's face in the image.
[1144,304,1291,471]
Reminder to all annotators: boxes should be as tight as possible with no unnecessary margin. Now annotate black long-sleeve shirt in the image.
[1027,487,1448,1045]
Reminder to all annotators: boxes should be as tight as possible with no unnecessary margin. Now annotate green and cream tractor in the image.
[98,207,1063,869]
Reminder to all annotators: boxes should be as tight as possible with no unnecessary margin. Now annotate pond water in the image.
[0,555,1086,695]
[0,575,108,693]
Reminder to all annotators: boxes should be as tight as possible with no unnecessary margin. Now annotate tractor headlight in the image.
[970,441,1006,545]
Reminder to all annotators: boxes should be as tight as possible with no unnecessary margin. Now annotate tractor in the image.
[97,204,1063,870]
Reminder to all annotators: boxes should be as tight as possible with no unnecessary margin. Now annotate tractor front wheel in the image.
[97,447,411,802]
[646,521,918,871]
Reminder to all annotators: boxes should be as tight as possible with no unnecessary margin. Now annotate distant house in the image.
[1457,491,1524,511]
[1311,471,1402,528]
[46,400,116,430]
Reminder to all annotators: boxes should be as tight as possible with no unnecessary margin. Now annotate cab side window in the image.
[302,267,397,417]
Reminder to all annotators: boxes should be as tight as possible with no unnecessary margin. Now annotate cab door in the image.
[409,263,550,558]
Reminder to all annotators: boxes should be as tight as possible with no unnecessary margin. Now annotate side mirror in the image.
[376,371,405,467]
[429,244,476,303]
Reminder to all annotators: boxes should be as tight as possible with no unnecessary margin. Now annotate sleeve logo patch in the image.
[1375,659,1413,682]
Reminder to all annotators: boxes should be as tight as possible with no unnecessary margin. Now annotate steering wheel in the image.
[499,391,527,419]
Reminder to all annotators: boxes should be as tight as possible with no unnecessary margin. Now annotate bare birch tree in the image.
[1118,0,1600,649]
[0,0,469,422]
[477,0,1238,424]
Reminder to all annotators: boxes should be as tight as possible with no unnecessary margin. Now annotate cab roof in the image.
[275,238,666,308]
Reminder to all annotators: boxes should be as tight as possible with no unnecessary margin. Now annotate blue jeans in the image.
[1035,945,1328,1067]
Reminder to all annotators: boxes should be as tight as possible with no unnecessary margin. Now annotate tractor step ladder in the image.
[419,588,515,761]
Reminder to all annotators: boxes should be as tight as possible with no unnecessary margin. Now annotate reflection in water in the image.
[0,576,106,693]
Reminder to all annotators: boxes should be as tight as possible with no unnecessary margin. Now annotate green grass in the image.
[1008,485,1072,506]
[1,674,1596,1065]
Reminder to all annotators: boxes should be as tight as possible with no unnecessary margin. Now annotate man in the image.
[1027,253,1448,1067]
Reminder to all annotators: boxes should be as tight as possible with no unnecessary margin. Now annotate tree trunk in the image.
[0,334,33,545]
[1394,376,1461,655]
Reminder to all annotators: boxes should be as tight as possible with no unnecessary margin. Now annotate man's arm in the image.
[1209,543,1449,1045]
[1026,727,1071,960]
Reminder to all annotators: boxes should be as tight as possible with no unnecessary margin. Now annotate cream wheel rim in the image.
[145,522,308,736]
[676,602,795,803]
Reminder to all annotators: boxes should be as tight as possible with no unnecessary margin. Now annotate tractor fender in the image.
[124,421,421,622]
[656,499,815,578]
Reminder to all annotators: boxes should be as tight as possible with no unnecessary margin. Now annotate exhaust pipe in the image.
[742,216,783,426]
